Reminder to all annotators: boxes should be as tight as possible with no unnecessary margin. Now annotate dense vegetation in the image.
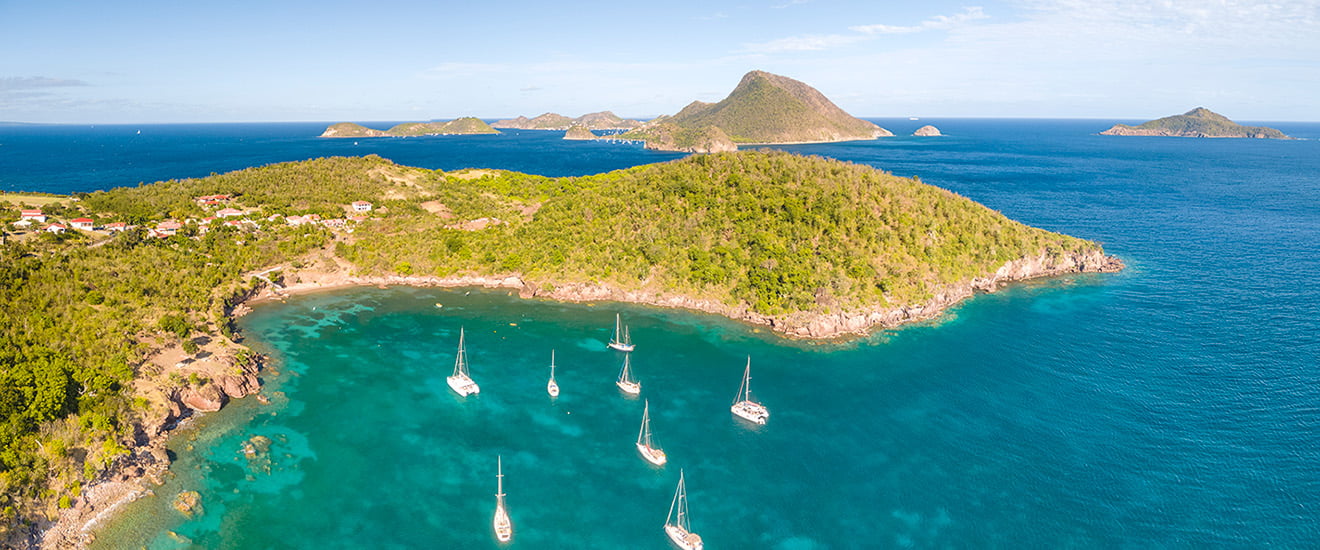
[0,151,1103,540]
[622,71,889,149]
[1101,107,1291,139]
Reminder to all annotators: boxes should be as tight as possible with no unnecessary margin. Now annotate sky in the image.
[2,0,1318,123]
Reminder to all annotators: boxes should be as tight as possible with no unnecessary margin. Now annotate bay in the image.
[6,120,1314,547]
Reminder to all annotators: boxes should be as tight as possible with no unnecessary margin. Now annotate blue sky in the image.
[2,0,1318,123]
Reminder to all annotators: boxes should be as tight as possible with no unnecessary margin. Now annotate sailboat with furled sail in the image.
[731,356,769,424]
[493,455,512,542]
[608,313,635,352]
[664,469,703,550]
[616,354,641,395]
[636,400,667,466]
[547,350,560,397]
[446,327,480,396]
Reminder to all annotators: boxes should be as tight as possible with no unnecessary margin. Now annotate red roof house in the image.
[69,218,95,230]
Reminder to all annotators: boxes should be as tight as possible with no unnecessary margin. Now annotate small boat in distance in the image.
[664,470,703,550]
[636,400,667,466]
[493,455,512,542]
[608,313,635,352]
[547,350,560,398]
[616,354,641,395]
[731,357,769,425]
[446,327,480,396]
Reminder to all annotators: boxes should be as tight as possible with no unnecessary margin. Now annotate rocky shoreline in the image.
[34,247,1120,548]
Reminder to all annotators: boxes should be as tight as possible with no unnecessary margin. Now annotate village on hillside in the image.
[1,193,376,242]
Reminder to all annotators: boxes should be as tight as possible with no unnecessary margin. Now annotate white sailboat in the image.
[446,327,480,396]
[636,400,667,466]
[731,356,769,424]
[664,470,703,550]
[608,313,635,352]
[493,455,512,542]
[616,354,641,395]
[547,350,560,398]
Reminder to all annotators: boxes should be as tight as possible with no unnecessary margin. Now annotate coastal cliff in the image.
[1100,107,1290,139]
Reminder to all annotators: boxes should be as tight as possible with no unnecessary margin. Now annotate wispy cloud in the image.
[851,7,989,35]
[0,76,89,91]
[773,0,812,8]
[694,12,728,21]
[418,62,507,79]
[741,7,990,54]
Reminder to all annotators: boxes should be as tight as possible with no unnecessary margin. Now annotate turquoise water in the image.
[16,120,1317,547]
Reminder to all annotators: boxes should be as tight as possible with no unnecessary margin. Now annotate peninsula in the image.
[1100,107,1291,139]
[319,117,499,138]
[492,111,642,130]
[620,70,891,153]
[5,151,1121,548]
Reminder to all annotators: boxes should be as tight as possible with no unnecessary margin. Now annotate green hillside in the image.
[321,118,498,138]
[1101,107,1290,138]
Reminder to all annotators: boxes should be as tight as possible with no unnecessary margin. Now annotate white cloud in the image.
[740,33,871,53]
[0,76,89,90]
[418,62,507,79]
[851,7,989,35]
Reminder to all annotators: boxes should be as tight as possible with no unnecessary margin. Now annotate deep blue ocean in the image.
[6,120,1318,548]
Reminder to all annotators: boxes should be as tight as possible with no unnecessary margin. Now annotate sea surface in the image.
[7,120,1318,548]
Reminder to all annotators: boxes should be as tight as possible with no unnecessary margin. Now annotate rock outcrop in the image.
[913,125,942,136]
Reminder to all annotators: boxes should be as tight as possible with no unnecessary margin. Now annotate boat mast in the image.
[620,355,633,384]
[550,350,556,381]
[614,314,622,344]
[668,470,690,531]
[453,327,468,378]
[639,400,652,447]
[736,357,752,404]
[496,455,505,505]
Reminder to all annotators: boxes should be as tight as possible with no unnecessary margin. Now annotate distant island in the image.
[493,111,642,130]
[563,124,597,140]
[1100,108,1291,139]
[913,125,942,136]
[319,117,499,138]
[620,70,891,153]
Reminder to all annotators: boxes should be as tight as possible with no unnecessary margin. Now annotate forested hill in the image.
[0,152,1114,539]
[1100,107,1291,139]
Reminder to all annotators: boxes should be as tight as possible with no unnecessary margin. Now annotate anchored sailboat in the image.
[547,350,560,397]
[731,356,769,424]
[608,313,635,352]
[616,354,641,395]
[664,470,703,550]
[446,327,480,396]
[493,456,512,542]
[636,400,667,466]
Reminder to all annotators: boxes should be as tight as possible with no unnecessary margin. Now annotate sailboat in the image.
[446,327,480,396]
[636,400,667,466]
[664,470,703,550]
[547,350,560,397]
[493,455,512,542]
[608,313,635,352]
[616,354,641,395]
[731,356,769,424]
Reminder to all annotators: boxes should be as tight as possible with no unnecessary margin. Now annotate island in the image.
[619,70,892,153]
[319,117,500,138]
[913,125,942,136]
[4,151,1122,548]
[492,111,642,130]
[563,124,597,140]
[1100,107,1290,139]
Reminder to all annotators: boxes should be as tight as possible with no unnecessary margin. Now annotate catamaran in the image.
[731,356,769,424]
[616,354,641,395]
[664,470,703,550]
[493,455,512,542]
[547,350,560,398]
[446,327,480,396]
[636,400,667,466]
[608,313,635,352]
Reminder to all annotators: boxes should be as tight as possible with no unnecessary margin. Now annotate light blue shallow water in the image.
[11,119,1315,548]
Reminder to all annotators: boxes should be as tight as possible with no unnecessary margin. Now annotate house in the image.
[352,201,373,212]
[69,218,95,230]
[11,219,33,229]
[194,194,232,206]
[20,210,46,223]
[157,221,183,236]
[216,208,243,218]
[321,218,347,229]
[349,215,368,223]
[44,223,66,234]
[104,222,128,232]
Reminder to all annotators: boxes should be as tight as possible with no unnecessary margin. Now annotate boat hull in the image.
[664,524,703,550]
[547,381,559,397]
[731,401,769,424]
[447,375,480,396]
[637,443,667,466]
[616,380,641,395]
[493,508,512,542]
[608,342,635,352]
